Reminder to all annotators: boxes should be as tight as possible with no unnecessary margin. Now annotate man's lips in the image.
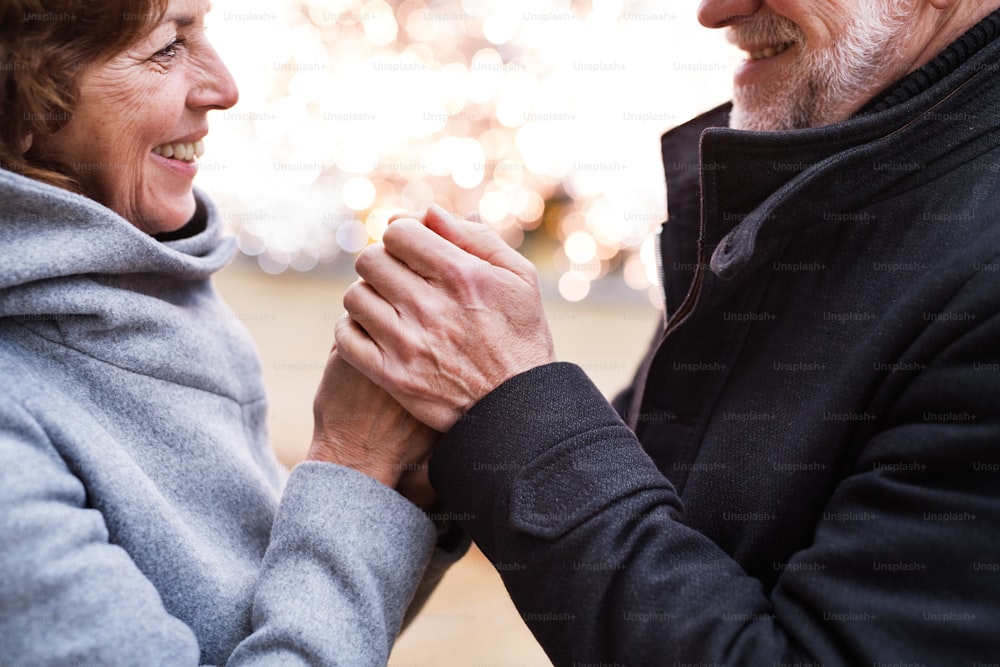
[733,41,799,86]
[743,41,797,61]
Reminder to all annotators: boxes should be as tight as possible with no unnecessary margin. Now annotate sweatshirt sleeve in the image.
[0,399,437,667]
[428,353,1000,666]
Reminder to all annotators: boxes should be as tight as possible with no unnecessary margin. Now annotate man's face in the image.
[699,0,921,131]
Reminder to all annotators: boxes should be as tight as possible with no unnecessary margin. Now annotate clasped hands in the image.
[308,205,556,504]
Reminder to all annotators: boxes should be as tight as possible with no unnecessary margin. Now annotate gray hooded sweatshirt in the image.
[0,168,446,665]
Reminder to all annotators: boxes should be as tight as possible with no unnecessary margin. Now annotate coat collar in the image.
[661,15,1000,281]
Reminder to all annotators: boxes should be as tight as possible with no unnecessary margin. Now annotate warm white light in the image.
[558,271,591,302]
[460,0,492,17]
[363,1,399,45]
[512,189,544,223]
[623,254,651,290]
[478,191,511,224]
[564,231,598,265]
[290,250,319,272]
[337,220,370,253]
[450,138,487,189]
[467,48,504,103]
[203,0,739,300]
[400,180,435,210]
[483,11,516,45]
[342,177,377,211]
[237,228,267,256]
[366,209,392,242]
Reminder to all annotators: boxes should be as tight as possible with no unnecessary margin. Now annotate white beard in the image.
[728,4,913,131]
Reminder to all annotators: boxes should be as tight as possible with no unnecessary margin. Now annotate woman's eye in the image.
[153,39,183,62]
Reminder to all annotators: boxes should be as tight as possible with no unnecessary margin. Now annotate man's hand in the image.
[308,344,439,495]
[335,205,556,432]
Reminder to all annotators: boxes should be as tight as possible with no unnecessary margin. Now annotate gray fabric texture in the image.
[0,167,440,666]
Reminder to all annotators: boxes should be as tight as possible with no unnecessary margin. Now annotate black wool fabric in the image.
[430,10,1000,667]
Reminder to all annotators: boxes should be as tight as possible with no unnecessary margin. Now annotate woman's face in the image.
[36,0,238,234]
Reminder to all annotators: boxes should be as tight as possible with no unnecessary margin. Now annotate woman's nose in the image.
[188,43,240,112]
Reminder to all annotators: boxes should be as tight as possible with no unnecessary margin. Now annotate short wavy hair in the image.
[0,0,168,192]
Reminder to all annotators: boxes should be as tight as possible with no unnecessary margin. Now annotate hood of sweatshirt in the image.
[0,168,264,404]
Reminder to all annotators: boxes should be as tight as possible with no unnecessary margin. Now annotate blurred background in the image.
[207,0,739,663]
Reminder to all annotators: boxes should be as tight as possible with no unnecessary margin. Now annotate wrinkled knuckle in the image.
[333,311,355,341]
[381,222,401,248]
[524,264,543,290]
[354,243,384,277]
[342,282,362,312]
[451,257,486,293]
[350,308,381,333]
[393,329,421,360]
[383,218,419,248]
[475,223,501,244]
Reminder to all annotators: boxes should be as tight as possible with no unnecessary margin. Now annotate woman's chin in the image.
[128,193,198,236]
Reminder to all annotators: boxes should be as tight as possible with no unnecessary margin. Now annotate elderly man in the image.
[337,0,1000,664]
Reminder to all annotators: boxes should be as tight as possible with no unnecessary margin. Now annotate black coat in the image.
[430,16,1000,667]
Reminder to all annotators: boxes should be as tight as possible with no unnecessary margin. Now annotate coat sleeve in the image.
[428,314,1000,665]
[0,398,438,667]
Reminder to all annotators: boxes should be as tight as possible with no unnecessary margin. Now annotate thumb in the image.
[424,204,535,278]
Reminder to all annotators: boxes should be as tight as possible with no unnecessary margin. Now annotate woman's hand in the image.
[396,463,437,510]
[308,344,439,495]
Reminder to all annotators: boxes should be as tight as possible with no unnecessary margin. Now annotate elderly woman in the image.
[0,0,460,663]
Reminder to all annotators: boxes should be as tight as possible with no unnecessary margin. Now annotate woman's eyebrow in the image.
[166,15,196,27]
[166,2,212,27]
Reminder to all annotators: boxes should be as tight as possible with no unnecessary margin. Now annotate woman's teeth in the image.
[152,140,205,162]
[750,42,794,61]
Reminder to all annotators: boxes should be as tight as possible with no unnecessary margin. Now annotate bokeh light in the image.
[202,0,739,301]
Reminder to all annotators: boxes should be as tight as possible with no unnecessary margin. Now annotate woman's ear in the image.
[20,132,33,155]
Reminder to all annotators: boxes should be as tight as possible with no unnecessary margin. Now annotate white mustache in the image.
[726,13,806,49]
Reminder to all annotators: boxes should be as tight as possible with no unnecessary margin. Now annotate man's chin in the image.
[729,70,869,132]
[728,83,789,131]
[729,104,791,132]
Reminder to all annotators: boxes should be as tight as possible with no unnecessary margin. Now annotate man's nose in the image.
[697,0,763,29]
